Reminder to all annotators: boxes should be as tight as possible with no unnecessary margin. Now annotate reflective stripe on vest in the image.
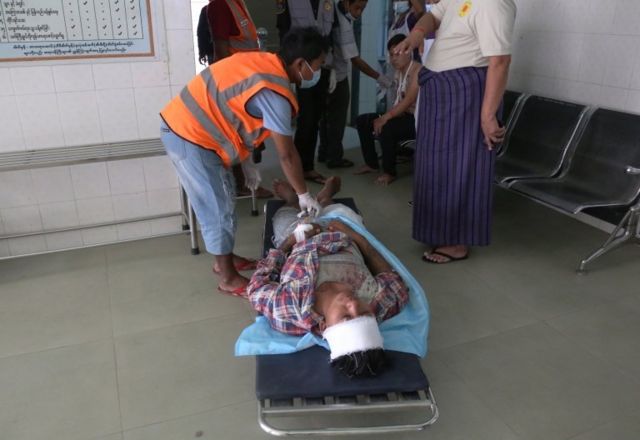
[199,68,291,150]
[288,0,334,36]
[178,86,240,164]
[225,0,259,52]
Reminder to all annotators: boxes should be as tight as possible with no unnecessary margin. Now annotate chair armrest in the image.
[626,166,640,175]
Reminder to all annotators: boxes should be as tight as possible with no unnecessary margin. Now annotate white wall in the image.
[509,0,640,113]
[0,0,197,257]
[358,0,388,115]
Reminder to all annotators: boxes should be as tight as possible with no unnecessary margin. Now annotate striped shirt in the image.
[248,231,409,336]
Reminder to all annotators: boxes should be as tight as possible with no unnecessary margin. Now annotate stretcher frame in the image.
[255,198,438,436]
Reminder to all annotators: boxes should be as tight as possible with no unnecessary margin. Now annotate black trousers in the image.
[294,68,331,172]
[319,78,350,165]
[356,112,416,176]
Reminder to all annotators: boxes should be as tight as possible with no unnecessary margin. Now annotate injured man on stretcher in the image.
[247,177,409,378]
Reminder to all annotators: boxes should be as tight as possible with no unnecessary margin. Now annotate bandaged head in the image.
[322,316,384,360]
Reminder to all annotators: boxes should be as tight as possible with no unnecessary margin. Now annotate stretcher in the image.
[237,198,438,436]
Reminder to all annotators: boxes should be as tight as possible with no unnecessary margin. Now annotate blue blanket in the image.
[235,213,430,358]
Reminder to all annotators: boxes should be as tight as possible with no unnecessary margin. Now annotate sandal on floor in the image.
[217,285,248,298]
[421,250,469,264]
[304,173,327,184]
[212,258,257,274]
[326,159,355,169]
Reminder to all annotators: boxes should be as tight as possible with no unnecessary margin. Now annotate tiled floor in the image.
[1,146,639,440]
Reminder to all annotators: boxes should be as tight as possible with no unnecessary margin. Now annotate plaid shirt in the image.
[247,231,409,336]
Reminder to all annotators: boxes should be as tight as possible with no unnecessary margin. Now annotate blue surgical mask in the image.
[393,1,410,14]
[299,61,320,89]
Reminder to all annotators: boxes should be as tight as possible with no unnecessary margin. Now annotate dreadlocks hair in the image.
[330,349,387,378]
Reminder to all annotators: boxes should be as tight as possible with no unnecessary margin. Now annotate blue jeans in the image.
[160,120,236,254]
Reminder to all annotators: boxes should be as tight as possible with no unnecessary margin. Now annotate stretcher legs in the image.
[257,388,439,437]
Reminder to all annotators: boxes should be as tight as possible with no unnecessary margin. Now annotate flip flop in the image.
[212,258,257,274]
[304,173,327,184]
[421,250,469,264]
[217,285,248,298]
[326,159,355,169]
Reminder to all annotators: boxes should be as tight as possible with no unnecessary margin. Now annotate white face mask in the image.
[393,1,410,14]
[299,61,321,89]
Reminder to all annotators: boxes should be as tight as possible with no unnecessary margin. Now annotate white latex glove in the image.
[327,69,337,94]
[240,159,261,191]
[297,192,321,218]
[376,73,393,89]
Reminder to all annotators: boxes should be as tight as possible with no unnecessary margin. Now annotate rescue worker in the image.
[159,28,327,295]
[276,0,335,184]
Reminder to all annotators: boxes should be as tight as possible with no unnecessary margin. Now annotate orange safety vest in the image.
[225,0,259,53]
[160,52,298,167]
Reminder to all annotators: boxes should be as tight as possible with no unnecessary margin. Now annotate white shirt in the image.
[331,3,359,81]
[425,0,516,72]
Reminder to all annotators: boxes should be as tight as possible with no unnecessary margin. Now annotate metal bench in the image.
[496,96,591,186]
[509,108,640,271]
[0,139,201,257]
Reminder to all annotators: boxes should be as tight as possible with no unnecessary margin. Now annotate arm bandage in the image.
[293,223,314,243]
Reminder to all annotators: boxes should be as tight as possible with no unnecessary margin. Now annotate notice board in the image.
[0,0,154,62]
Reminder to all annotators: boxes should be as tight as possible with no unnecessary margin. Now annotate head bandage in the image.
[323,316,384,360]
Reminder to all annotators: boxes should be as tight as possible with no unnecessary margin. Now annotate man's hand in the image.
[373,114,390,136]
[298,192,321,217]
[240,159,261,190]
[327,219,360,240]
[481,115,505,151]
[393,37,414,55]
[280,223,322,252]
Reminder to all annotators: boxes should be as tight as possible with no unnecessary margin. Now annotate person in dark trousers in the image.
[197,3,215,66]
[354,34,419,185]
[277,0,335,184]
[319,0,392,170]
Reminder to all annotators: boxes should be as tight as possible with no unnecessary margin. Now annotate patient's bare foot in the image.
[272,179,298,206]
[375,173,396,186]
[317,176,341,205]
[354,165,377,175]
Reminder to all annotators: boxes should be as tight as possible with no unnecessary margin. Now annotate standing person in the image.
[320,0,393,170]
[395,0,516,264]
[208,0,274,198]
[196,2,215,66]
[354,34,420,185]
[276,0,335,184]
[160,28,326,294]
[388,0,426,62]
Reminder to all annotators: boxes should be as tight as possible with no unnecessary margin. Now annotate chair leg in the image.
[578,208,640,272]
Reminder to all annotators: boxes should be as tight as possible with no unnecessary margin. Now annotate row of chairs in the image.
[497,91,640,271]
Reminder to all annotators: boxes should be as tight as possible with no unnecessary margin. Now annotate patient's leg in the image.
[272,179,299,208]
[273,177,341,208]
[316,176,341,206]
